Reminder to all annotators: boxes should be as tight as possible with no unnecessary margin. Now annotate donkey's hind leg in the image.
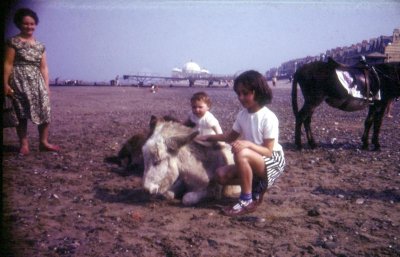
[304,114,317,149]
[295,104,313,149]
[302,99,322,149]
[297,102,320,149]
[294,113,304,149]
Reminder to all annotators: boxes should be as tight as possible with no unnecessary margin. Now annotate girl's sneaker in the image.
[222,199,258,216]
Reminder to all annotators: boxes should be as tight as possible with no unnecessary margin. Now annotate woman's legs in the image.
[38,122,59,151]
[14,121,59,154]
[16,119,29,155]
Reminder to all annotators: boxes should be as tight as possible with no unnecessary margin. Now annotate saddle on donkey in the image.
[328,57,381,111]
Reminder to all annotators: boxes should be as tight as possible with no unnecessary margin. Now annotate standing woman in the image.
[4,8,59,155]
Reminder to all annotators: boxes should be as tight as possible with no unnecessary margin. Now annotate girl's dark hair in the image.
[233,70,272,105]
[13,8,39,29]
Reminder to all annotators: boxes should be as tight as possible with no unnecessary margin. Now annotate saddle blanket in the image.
[335,70,381,100]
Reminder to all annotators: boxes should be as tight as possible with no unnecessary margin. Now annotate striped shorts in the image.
[262,150,285,188]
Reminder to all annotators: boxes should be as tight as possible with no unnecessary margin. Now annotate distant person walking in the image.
[272,76,277,87]
[3,8,59,155]
[115,75,120,86]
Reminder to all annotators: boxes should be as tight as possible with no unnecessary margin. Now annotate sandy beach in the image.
[2,80,400,256]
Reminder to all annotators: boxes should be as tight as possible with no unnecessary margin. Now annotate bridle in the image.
[374,64,400,86]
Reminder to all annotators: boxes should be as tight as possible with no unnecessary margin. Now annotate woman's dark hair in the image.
[13,8,39,29]
[233,70,273,105]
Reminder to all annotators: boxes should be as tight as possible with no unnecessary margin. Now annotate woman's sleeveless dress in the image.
[7,36,51,124]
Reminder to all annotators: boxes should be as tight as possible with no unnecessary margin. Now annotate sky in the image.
[4,0,400,82]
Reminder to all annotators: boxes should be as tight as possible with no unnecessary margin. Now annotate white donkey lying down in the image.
[142,117,239,206]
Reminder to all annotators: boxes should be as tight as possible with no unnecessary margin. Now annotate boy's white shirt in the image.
[232,106,283,152]
[189,111,223,135]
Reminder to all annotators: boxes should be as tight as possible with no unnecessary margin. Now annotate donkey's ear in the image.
[149,115,163,130]
[150,115,156,124]
[166,131,199,153]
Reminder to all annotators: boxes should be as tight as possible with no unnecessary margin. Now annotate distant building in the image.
[266,28,400,79]
[385,28,400,62]
[172,61,210,78]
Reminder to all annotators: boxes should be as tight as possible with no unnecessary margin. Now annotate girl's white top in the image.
[232,106,283,152]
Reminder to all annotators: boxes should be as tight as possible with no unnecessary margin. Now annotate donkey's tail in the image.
[291,73,299,116]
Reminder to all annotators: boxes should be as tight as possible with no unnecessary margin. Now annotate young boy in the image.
[184,91,223,137]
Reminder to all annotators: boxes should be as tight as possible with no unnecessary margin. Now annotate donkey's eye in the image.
[153,160,161,166]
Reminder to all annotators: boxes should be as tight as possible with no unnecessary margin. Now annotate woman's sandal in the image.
[222,200,258,217]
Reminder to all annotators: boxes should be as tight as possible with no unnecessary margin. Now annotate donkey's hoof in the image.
[294,142,303,151]
[309,143,317,149]
[372,146,381,152]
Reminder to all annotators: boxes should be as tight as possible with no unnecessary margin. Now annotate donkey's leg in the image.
[295,103,316,149]
[294,111,304,149]
[371,102,388,151]
[304,114,317,149]
[302,101,322,149]
[182,189,208,206]
[181,168,210,205]
[362,104,376,150]
[166,177,186,199]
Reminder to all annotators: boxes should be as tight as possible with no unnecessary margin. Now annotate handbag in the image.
[2,96,19,128]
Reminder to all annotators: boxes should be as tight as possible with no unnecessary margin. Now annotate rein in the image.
[374,65,400,85]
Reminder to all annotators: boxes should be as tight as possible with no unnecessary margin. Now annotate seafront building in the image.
[267,28,400,79]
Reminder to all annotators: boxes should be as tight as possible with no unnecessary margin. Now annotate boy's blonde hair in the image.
[190,92,211,108]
